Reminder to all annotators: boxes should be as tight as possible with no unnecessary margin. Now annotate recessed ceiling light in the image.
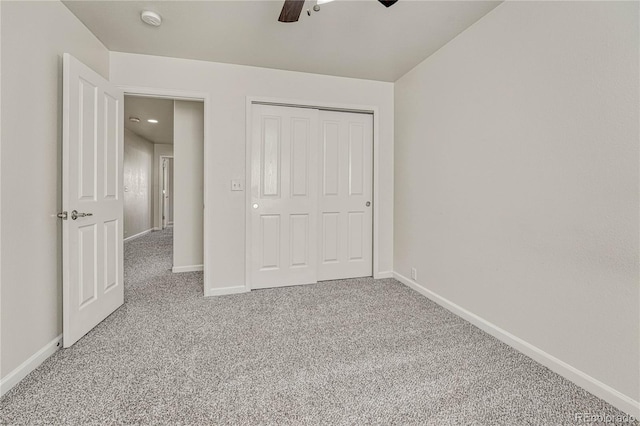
[129,116,140,123]
[141,10,162,27]
[147,119,159,124]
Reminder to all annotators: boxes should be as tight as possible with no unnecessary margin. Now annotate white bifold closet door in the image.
[317,110,373,281]
[249,104,372,289]
[250,105,319,289]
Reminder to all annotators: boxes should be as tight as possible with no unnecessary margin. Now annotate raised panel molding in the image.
[322,212,339,263]
[348,211,364,261]
[349,123,365,196]
[104,220,118,292]
[322,122,339,196]
[262,117,281,197]
[291,118,309,197]
[260,214,281,270]
[290,214,309,267]
[78,224,98,308]
[103,93,119,200]
[78,78,98,201]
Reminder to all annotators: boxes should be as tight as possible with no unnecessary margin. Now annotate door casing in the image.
[245,96,381,291]
[118,86,211,295]
[159,155,174,229]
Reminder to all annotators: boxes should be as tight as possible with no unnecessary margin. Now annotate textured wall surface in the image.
[124,129,154,239]
[395,1,639,403]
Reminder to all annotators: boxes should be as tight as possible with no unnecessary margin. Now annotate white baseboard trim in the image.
[392,272,640,418]
[153,227,162,231]
[0,334,62,397]
[172,264,203,273]
[375,271,394,279]
[205,285,249,297]
[123,228,153,242]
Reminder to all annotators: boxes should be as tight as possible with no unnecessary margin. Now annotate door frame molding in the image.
[245,96,381,291]
[118,86,211,295]
[159,155,174,229]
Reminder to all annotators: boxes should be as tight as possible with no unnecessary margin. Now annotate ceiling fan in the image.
[278,0,398,23]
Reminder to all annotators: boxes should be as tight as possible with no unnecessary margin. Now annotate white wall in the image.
[394,0,639,414]
[0,1,109,379]
[173,100,204,270]
[110,53,394,292]
[153,144,173,230]
[123,129,154,239]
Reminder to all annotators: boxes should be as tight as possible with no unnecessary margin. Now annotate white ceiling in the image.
[63,0,500,82]
[124,96,174,144]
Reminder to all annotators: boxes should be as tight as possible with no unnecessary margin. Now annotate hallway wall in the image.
[153,144,173,230]
[173,100,204,271]
[123,129,154,239]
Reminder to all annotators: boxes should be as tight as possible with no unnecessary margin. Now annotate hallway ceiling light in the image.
[129,116,140,123]
[141,10,162,27]
[147,119,159,123]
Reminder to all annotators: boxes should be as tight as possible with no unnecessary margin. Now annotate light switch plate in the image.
[231,180,244,191]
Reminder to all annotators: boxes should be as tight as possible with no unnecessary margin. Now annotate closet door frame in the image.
[244,97,381,291]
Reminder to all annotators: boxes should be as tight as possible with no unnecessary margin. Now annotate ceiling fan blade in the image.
[278,0,305,23]
[378,0,398,7]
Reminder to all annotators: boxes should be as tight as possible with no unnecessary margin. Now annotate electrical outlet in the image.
[231,180,244,191]
[411,267,418,281]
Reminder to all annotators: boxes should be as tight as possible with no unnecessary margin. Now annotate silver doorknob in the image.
[252,203,259,209]
[71,210,93,220]
[366,201,371,207]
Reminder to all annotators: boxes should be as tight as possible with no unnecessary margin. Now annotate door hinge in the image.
[57,211,68,220]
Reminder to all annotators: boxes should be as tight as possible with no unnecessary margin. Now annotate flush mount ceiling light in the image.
[129,116,140,123]
[147,119,159,124]
[141,10,162,27]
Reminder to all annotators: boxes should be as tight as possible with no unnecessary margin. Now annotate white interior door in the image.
[62,53,124,347]
[318,110,373,281]
[250,104,319,289]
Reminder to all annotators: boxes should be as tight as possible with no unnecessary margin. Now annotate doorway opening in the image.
[160,156,174,230]
[123,94,204,277]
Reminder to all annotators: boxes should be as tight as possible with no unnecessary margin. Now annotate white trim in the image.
[205,285,249,297]
[172,264,203,273]
[393,272,640,418]
[123,228,153,242]
[158,155,174,231]
[0,334,62,397]
[152,227,162,231]
[245,96,381,290]
[118,85,211,297]
[376,271,394,279]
